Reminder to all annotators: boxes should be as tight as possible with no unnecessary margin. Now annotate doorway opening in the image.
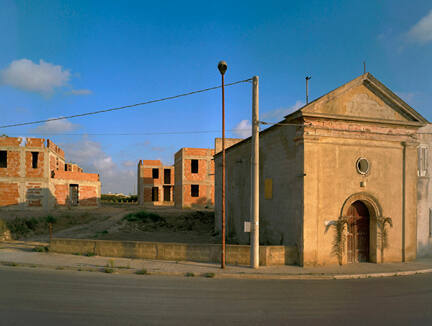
[69,184,79,206]
[347,200,370,263]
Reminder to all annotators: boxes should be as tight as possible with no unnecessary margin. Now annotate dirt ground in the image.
[0,203,220,244]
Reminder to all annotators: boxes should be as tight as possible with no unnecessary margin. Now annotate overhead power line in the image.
[7,129,253,137]
[0,78,252,130]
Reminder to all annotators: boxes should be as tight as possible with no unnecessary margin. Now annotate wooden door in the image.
[347,201,370,263]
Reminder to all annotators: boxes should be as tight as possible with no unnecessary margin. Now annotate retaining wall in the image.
[50,238,297,266]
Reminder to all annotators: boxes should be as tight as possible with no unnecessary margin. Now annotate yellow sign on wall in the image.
[264,178,272,199]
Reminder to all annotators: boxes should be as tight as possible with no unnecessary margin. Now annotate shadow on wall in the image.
[418,241,432,258]
[0,186,99,209]
[190,197,214,209]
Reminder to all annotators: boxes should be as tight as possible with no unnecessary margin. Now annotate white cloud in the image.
[406,10,432,44]
[261,100,304,121]
[122,160,136,168]
[68,89,92,96]
[232,120,252,138]
[32,118,80,134]
[1,59,71,94]
[60,136,136,194]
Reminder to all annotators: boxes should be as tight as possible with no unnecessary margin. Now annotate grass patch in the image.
[203,272,215,278]
[83,252,95,257]
[135,269,148,275]
[103,267,114,273]
[185,272,195,277]
[32,246,49,253]
[123,211,163,223]
[2,261,17,267]
[56,266,64,270]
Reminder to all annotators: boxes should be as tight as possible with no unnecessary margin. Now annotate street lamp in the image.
[218,60,227,269]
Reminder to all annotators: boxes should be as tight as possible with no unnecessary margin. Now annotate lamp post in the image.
[218,60,227,269]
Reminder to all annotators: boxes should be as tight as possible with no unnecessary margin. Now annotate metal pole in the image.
[251,75,259,269]
[221,73,226,269]
[306,76,311,104]
[218,60,227,269]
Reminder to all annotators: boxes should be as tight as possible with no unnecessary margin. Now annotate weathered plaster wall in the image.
[215,125,303,249]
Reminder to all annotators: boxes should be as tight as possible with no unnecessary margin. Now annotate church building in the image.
[215,73,428,266]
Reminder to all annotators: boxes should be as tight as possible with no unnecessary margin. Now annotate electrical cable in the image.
[0,78,252,129]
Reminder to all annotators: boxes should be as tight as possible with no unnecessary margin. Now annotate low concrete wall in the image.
[50,238,298,266]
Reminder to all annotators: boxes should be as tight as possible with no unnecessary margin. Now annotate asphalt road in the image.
[1,266,431,326]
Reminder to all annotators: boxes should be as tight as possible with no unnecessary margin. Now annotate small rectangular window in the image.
[191,159,198,173]
[152,168,159,179]
[191,185,199,197]
[31,152,39,169]
[0,151,6,168]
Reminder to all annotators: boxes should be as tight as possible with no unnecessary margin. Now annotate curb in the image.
[1,260,432,280]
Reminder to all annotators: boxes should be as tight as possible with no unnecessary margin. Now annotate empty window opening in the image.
[191,159,199,173]
[31,152,39,169]
[69,184,79,206]
[152,168,159,179]
[191,185,199,197]
[0,151,7,168]
[164,169,171,184]
[152,187,159,201]
[163,186,171,202]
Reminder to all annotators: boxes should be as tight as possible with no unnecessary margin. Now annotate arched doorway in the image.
[347,201,370,263]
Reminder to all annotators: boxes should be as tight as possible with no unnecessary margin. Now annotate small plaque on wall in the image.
[244,221,251,233]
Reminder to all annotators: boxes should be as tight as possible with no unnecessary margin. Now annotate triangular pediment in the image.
[286,74,428,126]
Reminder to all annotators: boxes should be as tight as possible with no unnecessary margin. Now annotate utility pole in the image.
[218,60,227,269]
[251,75,259,269]
[363,61,366,74]
[305,76,311,104]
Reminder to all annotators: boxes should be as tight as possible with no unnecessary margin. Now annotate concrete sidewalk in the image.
[1,240,432,280]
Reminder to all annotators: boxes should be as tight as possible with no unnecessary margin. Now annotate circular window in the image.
[356,158,369,175]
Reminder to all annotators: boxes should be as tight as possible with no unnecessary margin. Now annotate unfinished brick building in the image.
[137,138,243,208]
[174,148,215,208]
[0,136,101,209]
[137,160,174,206]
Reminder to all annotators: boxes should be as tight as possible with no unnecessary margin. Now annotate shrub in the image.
[32,246,49,253]
[103,267,114,273]
[203,272,215,278]
[123,211,163,223]
[185,272,195,277]
[136,269,148,275]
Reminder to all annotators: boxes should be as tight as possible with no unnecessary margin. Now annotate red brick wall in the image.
[0,137,22,146]
[0,182,19,206]
[182,184,213,207]
[143,187,152,202]
[26,138,45,148]
[0,151,20,177]
[79,185,98,206]
[55,184,68,205]
[53,170,99,182]
[25,151,44,178]
[184,158,210,182]
[47,139,65,159]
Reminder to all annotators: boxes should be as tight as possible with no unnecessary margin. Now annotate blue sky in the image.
[1,0,431,194]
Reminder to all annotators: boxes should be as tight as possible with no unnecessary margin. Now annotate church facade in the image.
[215,73,428,266]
